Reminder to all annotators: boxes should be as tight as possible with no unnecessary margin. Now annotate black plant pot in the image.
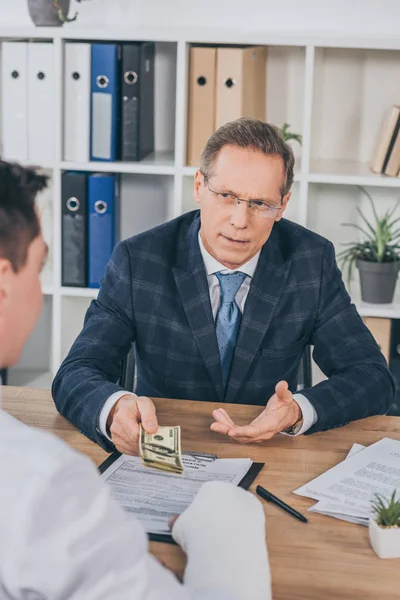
[357,259,400,304]
[28,0,70,26]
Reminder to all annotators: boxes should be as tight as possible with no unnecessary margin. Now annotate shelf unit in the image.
[2,26,400,386]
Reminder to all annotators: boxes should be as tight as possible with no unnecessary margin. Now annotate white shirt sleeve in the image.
[280,393,318,437]
[5,449,238,600]
[99,390,137,441]
[172,481,271,600]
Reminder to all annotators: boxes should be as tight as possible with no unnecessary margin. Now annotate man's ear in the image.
[193,170,203,205]
[275,191,291,222]
[0,259,13,310]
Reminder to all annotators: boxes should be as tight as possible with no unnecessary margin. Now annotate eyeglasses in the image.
[204,178,282,219]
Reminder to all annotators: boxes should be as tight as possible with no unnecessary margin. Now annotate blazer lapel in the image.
[172,214,224,402]
[225,229,292,404]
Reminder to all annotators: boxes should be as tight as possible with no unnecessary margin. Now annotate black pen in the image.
[256,485,308,523]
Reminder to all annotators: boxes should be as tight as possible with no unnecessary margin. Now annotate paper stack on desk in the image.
[293,438,400,526]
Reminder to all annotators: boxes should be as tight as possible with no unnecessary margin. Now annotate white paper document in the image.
[101,453,253,534]
[308,443,369,525]
[345,443,366,460]
[294,438,400,526]
[308,501,369,526]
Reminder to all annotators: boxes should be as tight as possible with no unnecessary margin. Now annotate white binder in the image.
[28,42,55,165]
[36,171,53,286]
[1,42,29,161]
[64,43,91,162]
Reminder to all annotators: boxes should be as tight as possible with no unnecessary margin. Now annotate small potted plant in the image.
[338,186,400,304]
[28,0,91,27]
[280,122,302,146]
[369,491,400,558]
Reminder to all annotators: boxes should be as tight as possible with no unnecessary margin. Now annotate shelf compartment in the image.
[309,159,400,187]
[61,296,93,361]
[311,47,400,168]
[8,369,53,389]
[13,295,52,379]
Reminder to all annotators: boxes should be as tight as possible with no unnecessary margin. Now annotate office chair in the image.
[119,343,136,392]
[297,344,312,390]
[0,369,7,385]
[119,344,313,393]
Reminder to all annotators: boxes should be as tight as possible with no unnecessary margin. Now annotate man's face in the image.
[194,145,291,269]
[0,234,47,367]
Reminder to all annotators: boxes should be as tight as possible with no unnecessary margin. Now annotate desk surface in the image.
[3,386,400,600]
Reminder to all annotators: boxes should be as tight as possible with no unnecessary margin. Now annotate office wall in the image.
[0,0,400,34]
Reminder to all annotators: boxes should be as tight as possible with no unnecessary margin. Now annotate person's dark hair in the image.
[200,117,295,196]
[0,160,48,272]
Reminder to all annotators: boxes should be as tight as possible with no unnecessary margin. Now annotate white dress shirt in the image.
[99,233,317,440]
[0,391,243,600]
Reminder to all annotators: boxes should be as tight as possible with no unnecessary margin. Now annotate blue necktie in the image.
[215,271,247,388]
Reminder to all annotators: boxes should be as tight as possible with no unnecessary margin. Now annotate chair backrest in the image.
[0,369,8,385]
[120,343,136,392]
[297,345,312,390]
[119,344,313,394]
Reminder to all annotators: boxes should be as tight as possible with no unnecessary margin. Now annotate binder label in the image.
[92,92,112,159]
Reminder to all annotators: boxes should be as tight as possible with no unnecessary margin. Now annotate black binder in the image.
[61,172,88,287]
[120,42,155,162]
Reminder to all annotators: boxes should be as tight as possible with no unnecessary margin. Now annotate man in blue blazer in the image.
[53,118,395,454]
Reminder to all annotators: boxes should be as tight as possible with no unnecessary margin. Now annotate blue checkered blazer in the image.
[53,211,395,452]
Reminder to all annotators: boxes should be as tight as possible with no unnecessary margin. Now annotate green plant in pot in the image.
[338,186,400,304]
[369,491,400,558]
[280,122,302,146]
[28,0,91,27]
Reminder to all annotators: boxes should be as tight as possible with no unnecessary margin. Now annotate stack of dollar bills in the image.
[139,424,184,474]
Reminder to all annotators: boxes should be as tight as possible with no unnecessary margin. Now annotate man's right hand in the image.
[106,395,158,455]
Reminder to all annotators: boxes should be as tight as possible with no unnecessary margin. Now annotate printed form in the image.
[101,454,253,534]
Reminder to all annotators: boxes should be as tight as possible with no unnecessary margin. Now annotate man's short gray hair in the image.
[200,117,295,196]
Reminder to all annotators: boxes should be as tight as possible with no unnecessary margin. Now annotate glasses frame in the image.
[203,175,283,218]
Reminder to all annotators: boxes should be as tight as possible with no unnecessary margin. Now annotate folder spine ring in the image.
[11,70,19,79]
[96,75,109,89]
[94,200,107,214]
[124,71,138,85]
[37,71,45,81]
[72,71,80,81]
[223,77,236,88]
[66,197,80,212]
[197,76,207,86]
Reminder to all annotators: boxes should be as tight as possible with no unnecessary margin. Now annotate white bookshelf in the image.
[2,26,400,387]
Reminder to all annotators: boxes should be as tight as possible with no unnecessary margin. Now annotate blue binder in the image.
[90,44,121,161]
[88,174,118,288]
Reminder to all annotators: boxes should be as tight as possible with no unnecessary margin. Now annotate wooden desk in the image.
[3,386,400,600]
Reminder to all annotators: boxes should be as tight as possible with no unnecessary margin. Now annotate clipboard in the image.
[99,451,264,545]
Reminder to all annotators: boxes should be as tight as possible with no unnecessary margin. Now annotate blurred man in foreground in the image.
[0,160,271,600]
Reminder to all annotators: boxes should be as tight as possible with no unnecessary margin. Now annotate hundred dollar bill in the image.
[139,425,184,474]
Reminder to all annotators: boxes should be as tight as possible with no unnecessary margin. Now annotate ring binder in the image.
[96,75,109,88]
[61,172,88,288]
[28,42,55,164]
[1,41,29,161]
[64,42,91,163]
[66,197,80,212]
[120,42,155,162]
[91,44,121,161]
[94,200,107,214]
[88,174,119,288]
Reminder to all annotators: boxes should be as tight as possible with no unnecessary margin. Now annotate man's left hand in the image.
[210,380,301,443]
